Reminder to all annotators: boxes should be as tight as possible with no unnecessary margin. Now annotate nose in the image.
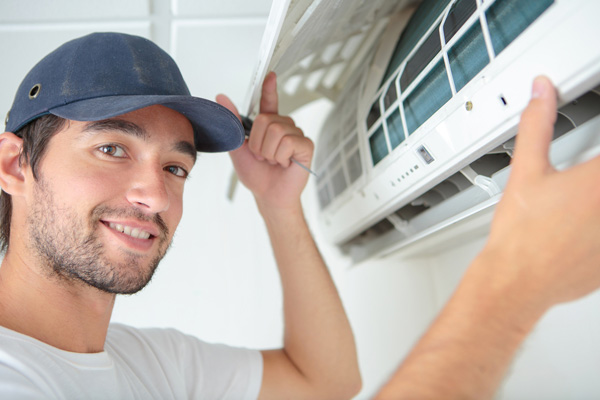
[126,164,170,213]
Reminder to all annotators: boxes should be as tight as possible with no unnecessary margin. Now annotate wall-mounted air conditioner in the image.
[246,0,600,263]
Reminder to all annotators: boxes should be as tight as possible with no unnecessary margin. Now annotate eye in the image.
[98,144,126,158]
[166,165,188,178]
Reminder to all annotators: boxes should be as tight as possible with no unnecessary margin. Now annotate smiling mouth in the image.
[105,222,153,240]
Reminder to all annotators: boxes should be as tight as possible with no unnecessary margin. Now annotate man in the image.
[0,32,361,399]
[376,76,600,398]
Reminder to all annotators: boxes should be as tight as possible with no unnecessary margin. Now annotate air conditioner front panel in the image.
[315,0,600,251]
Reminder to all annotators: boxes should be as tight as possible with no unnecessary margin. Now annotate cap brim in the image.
[49,95,245,152]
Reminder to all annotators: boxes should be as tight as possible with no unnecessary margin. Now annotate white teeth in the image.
[108,222,151,240]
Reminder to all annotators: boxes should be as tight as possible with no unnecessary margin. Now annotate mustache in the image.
[91,205,169,239]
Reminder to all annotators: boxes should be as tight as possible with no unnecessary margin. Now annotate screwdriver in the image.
[241,115,318,177]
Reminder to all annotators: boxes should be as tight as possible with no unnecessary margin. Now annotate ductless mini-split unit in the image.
[245,0,600,263]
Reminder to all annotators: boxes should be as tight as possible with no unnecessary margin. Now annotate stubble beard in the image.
[27,177,172,295]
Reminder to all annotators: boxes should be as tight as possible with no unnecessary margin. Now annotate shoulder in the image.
[0,326,68,398]
[106,324,264,399]
[106,322,192,348]
[106,323,263,368]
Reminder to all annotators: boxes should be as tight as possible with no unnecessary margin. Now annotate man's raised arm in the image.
[377,76,600,399]
[217,72,362,400]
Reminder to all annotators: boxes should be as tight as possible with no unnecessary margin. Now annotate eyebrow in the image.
[83,119,197,163]
[173,140,198,164]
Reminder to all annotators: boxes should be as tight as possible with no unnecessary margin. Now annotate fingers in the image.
[248,114,307,166]
[563,147,600,196]
[511,76,558,179]
[241,71,312,169]
[260,71,279,115]
[216,93,242,122]
[274,134,314,168]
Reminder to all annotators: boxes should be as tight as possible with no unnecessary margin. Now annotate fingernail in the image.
[531,77,547,99]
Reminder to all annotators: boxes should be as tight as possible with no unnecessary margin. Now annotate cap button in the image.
[29,84,42,99]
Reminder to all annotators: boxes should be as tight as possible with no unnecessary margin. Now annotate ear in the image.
[0,132,26,196]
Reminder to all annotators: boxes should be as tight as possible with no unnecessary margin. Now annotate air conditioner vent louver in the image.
[396,171,473,221]
[469,153,511,177]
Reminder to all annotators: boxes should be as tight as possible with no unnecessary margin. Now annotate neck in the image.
[0,248,115,353]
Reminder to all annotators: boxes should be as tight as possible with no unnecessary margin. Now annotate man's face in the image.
[24,105,196,294]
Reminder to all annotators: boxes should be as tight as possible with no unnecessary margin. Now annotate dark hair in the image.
[0,114,67,253]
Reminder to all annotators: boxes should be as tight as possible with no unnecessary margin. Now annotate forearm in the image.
[376,250,547,399]
[258,201,361,396]
[378,76,600,399]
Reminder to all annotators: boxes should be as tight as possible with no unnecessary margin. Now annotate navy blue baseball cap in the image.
[4,32,244,152]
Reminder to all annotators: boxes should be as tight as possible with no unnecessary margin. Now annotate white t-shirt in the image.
[0,323,263,399]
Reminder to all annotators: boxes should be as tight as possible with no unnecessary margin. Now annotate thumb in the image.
[216,94,241,122]
[511,76,557,178]
[260,71,279,114]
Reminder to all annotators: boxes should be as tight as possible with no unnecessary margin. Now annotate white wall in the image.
[2,1,600,399]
